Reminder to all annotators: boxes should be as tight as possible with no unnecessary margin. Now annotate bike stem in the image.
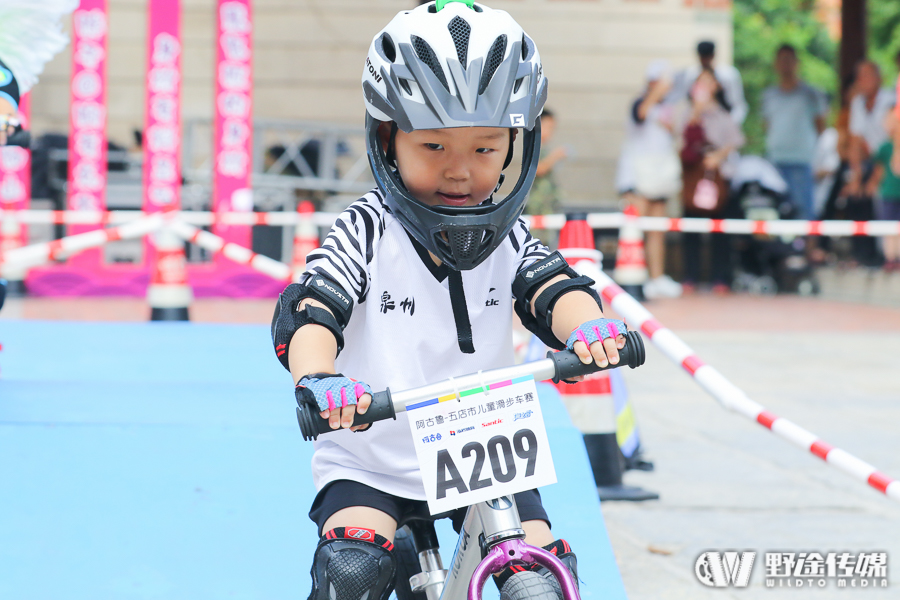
[467,539,581,600]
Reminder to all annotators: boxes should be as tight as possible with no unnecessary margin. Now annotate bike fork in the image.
[466,497,581,600]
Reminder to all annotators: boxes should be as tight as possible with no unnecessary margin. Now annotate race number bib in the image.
[407,375,557,514]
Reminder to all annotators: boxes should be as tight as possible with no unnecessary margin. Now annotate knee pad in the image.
[308,527,397,600]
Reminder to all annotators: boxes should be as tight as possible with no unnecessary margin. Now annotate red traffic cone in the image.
[557,213,602,269]
[613,204,648,300]
[292,200,319,281]
[147,228,192,321]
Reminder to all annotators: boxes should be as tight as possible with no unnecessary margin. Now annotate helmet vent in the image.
[381,33,397,63]
[439,229,494,266]
[521,35,529,60]
[478,34,507,94]
[412,35,449,91]
[448,17,470,67]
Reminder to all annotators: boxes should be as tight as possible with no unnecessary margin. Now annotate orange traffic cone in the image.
[147,228,192,321]
[292,200,319,281]
[555,214,657,501]
[612,204,648,301]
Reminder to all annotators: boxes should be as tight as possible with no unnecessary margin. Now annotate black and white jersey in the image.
[302,189,550,499]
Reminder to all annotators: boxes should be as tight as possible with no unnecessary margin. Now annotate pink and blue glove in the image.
[566,318,628,351]
[296,373,372,414]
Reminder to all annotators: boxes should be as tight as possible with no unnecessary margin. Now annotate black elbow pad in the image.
[512,252,602,350]
[271,275,354,371]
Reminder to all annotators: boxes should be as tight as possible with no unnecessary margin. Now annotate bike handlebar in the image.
[296,330,646,441]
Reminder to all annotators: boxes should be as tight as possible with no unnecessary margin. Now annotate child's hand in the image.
[565,318,628,368]
[296,374,374,431]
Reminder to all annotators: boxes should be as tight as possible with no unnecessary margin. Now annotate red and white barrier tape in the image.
[575,261,900,503]
[4,209,900,238]
[0,209,341,228]
[167,220,291,282]
[0,215,164,271]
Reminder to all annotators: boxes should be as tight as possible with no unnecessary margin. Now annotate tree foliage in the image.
[734,0,900,156]
[733,0,837,155]
[869,0,900,80]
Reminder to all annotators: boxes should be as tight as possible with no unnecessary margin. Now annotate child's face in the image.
[393,126,509,207]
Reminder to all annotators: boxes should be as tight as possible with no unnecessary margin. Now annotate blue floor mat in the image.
[0,321,627,600]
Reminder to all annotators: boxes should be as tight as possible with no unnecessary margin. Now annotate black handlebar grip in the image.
[549,330,646,383]
[296,389,396,441]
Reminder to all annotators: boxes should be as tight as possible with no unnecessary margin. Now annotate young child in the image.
[867,110,900,271]
[271,2,628,598]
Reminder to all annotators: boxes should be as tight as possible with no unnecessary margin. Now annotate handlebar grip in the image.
[549,330,646,383]
[296,389,396,441]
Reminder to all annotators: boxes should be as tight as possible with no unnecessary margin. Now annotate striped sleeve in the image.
[509,217,551,274]
[302,191,386,304]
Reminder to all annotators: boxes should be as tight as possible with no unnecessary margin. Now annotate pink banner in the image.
[67,0,108,265]
[0,94,31,213]
[213,0,253,248]
[143,0,182,215]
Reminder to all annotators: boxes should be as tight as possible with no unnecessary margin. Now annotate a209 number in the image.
[435,429,538,499]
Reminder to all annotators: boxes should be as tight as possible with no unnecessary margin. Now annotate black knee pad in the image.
[308,527,397,600]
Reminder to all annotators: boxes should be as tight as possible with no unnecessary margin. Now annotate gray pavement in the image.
[602,331,900,599]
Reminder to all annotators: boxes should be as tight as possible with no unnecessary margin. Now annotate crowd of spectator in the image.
[610,41,900,297]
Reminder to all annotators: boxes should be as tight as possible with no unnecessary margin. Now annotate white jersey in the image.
[302,189,550,499]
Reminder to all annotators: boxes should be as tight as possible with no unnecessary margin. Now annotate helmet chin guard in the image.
[361,1,548,271]
[366,114,541,271]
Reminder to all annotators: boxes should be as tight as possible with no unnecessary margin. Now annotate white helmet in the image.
[362,0,548,271]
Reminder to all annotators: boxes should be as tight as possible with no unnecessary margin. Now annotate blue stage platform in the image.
[0,321,627,600]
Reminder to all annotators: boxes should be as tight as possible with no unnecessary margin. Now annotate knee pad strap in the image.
[308,528,396,600]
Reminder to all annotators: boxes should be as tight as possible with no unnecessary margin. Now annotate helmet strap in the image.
[493,173,506,194]
[386,121,399,168]
[503,129,515,169]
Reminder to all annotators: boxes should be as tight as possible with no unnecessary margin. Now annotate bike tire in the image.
[392,526,427,600]
[500,571,559,600]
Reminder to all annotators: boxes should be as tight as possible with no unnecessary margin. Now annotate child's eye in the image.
[476,148,496,154]
[425,143,443,151]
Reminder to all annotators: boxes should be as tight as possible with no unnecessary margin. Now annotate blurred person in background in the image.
[865,109,900,272]
[679,68,745,294]
[820,74,857,221]
[843,60,894,265]
[525,108,567,247]
[673,40,748,126]
[847,61,894,191]
[762,44,828,220]
[616,60,682,299]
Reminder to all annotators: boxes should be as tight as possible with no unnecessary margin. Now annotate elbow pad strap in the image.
[273,304,345,371]
[514,275,601,351]
[512,252,573,313]
[272,278,352,371]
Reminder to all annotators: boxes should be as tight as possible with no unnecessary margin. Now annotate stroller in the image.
[729,156,819,295]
